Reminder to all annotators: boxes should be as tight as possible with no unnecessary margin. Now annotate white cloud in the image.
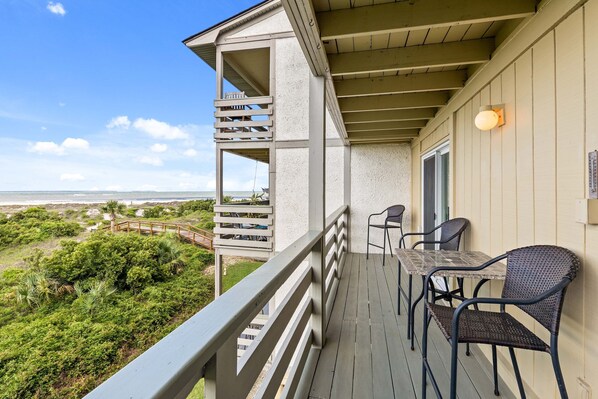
[41,126,47,131]
[29,137,90,155]
[58,102,66,107]
[106,115,131,129]
[47,2,66,16]
[60,173,85,181]
[133,118,189,140]
[150,143,168,153]
[29,141,64,155]
[137,156,163,166]
[105,185,123,191]
[183,148,198,157]
[62,138,90,150]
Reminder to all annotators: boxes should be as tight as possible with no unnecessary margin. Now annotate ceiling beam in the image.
[329,39,494,76]
[335,70,467,98]
[317,0,536,40]
[346,120,428,132]
[340,92,449,113]
[348,129,420,142]
[343,108,437,123]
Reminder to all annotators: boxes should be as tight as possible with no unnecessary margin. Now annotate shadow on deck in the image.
[308,252,517,399]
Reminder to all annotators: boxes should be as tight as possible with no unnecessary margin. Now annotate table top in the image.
[394,248,506,280]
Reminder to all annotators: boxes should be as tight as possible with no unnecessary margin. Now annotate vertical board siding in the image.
[409,2,598,397]
[584,0,598,383]
[554,9,585,395]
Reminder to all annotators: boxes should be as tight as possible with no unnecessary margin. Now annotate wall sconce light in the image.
[474,105,505,131]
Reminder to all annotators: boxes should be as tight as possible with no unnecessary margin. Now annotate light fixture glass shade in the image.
[474,106,499,131]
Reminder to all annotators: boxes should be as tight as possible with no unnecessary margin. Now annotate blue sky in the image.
[0,0,268,192]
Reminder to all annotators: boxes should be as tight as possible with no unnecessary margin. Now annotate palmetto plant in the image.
[74,280,116,315]
[15,271,60,309]
[101,200,126,232]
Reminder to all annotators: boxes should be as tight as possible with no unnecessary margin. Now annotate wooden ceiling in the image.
[306,0,536,144]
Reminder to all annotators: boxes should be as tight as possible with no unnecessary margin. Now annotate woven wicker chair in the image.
[421,245,580,399]
[397,218,469,349]
[366,205,405,266]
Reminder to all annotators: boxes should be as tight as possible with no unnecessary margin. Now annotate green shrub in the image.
[176,200,215,216]
[0,207,83,250]
[0,226,218,398]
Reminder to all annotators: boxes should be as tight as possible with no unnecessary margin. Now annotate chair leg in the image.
[382,227,387,266]
[449,336,459,399]
[406,274,413,335]
[492,345,500,396]
[508,347,526,399]
[397,262,401,315]
[550,334,569,399]
[410,277,425,350]
[386,228,393,258]
[366,225,370,259]
[421,303,430,399]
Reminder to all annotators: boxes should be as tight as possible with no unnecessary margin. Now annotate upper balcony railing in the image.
[84,205,349,399]
[214,92,274,142]
[213,202,273,252]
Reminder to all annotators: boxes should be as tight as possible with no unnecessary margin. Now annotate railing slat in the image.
[214,227,273,237]
[254,299,312,399]
[214,96,273,107]
[279,327,313,399]
[214,205,273,214]
[213,238,273,249]
[214,216,273,225]
[236,268,311,396]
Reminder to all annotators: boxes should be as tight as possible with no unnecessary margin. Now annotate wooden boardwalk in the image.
[112,221,213,250]
[308,252,516,399]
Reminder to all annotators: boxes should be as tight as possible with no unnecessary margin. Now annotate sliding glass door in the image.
[421,144,450,249]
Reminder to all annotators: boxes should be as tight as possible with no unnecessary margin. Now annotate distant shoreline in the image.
[0,190,257,208]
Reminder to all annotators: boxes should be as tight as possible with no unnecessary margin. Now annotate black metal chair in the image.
[366,205,405,266]
[421,245,580,399]
[397,217,469,349]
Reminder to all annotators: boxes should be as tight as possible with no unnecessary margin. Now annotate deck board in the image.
[309,253,517,399]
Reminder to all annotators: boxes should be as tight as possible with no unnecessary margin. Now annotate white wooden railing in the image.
[214,94,274,141]
[84,205,349,399]
[213,204,274,251]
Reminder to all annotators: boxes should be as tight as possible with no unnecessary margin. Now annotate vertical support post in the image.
[343,144,351,252]
[215,250,223,298]
[309,74,326,348]
[204,336,237,399]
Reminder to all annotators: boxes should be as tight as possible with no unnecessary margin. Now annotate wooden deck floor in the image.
[308,253,516,399]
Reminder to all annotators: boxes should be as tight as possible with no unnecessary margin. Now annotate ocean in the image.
[0,191,256,206]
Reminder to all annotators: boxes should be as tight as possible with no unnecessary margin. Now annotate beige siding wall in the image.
[411,1,597,397]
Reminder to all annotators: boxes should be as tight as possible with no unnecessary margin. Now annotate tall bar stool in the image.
[366,205,405,266]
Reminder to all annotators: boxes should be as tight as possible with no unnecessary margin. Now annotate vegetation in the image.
[0,208,82,251]
[101,200,126,232]
[0,233,215,399]
[222,260,263,293]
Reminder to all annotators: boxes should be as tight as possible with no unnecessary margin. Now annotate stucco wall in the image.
[350,143,411,254]
[274,37,310,141]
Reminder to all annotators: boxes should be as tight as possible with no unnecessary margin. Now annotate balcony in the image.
[85,205,513,399]
[214,94,274,143]
[213,203,274,254]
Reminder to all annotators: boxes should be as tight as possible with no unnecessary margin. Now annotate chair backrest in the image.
[502,245,580,334]
[386,205,405,224]
[438,218,469,250]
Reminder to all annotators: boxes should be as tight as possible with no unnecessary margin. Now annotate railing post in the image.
[215,251,223,298]
[204,336,238,399]
[309,74,326,348]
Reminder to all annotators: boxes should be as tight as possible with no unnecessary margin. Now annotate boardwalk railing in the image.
[85,205,349,399]
[214,94,274,141]
[109,220,214,250]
